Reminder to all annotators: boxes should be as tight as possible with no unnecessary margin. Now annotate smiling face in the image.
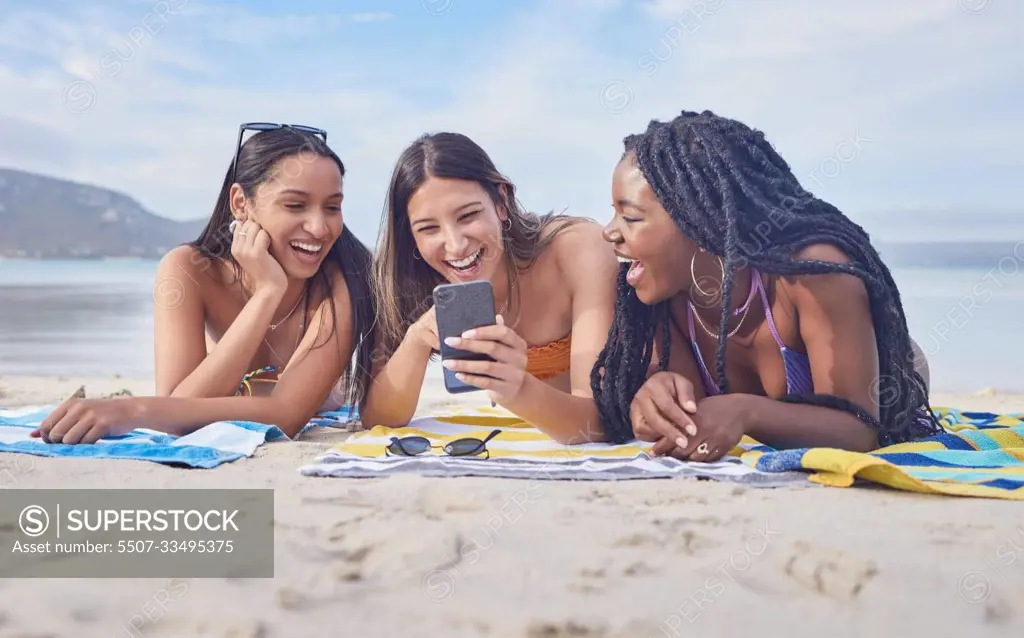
[406,176,507,284]
[231,153,344,280]
[603,152,696,304]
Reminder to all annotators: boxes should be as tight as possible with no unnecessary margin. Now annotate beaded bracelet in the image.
[237,365,277,396]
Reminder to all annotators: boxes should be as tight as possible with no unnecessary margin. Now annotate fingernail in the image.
[444,337,460,346]
[676,436,687,448]
[442,360,455,369]
[685,401,697,412]
[685,424,697,436]
[461,330,475,339]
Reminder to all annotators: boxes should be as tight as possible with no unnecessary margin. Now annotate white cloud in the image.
[0,0,412,238]
[0,0,1020,246]
[351,12,394,23]
[624,0,1023,216]
[641,0,725,21]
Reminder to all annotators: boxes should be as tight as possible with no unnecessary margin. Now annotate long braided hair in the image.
[591,110,942,447]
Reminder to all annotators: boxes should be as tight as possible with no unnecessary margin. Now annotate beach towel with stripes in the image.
[741,408,1024,500]
[0,405,355,469]
[298,407,808,486]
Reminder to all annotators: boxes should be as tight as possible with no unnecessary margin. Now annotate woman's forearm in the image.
[740,394,879,452]
[500,376,605,444]
[360,336,433,427]
[136,395,310,438]
[168,287,284,399]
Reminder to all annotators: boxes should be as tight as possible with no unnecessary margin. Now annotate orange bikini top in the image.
[526,334,572,380]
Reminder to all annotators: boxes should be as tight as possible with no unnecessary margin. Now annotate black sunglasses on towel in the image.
[230,122,328,184]
[385,429,502,459]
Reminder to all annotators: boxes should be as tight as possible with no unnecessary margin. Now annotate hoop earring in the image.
[690,251,724,297]
[413,248,422,260]
[502,218,512,231]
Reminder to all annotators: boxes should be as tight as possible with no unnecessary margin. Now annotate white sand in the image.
[1,374,1023,638]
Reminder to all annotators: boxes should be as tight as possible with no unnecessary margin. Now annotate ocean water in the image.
[1,259,1021,392]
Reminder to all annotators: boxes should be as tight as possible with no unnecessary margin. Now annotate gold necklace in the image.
[687,269,760,341]
[262,310,306,369]
[269,291,306,330]
[689,300,752,340]
[493,273,521,328]
[239,280,307,368]
[498,286,522,328]
[241,283,307,330]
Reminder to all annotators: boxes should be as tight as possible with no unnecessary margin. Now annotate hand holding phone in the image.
[434,281,530,400]
[434,281,498,394]
[410,305,440,352]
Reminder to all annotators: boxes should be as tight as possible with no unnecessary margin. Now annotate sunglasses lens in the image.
[446,438,485,456]
[389,436,430,456]
[243,123,282,131]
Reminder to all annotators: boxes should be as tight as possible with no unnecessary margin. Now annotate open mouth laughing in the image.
[616,252,645,287]
[444,247,484,276]
[290,240,325,264]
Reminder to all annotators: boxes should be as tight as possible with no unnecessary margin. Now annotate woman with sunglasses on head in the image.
[33,124,377,444]
[362,132,620,444]
[593,110,939,461]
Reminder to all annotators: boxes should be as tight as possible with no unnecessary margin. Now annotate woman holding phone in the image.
[33,124,377,443]
[363,132,619,444]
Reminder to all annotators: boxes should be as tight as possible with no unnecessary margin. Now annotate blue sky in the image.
[0,0,1021,245]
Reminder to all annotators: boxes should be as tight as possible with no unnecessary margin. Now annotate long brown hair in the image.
[372,132,584,359]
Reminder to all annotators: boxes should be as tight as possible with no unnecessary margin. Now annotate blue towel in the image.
[0,405,357,469]
[739,407,1024,500]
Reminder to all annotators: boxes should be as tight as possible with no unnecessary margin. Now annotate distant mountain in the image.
[0,168,206,259]
[1,166,1019,268]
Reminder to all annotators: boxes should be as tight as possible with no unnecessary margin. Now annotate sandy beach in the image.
[1,374,1023,638]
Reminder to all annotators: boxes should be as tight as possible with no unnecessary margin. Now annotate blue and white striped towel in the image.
[0,405,356,469]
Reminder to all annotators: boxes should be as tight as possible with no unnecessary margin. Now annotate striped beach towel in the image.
[0,405,355,469]
[297,406,808,486]
[741,408,1024,500]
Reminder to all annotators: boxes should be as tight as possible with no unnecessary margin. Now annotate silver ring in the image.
[696,442,709,454]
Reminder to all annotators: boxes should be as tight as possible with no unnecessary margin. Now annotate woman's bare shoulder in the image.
[780,242,867,306]
[792,242,853,266]
[549,218,618,277]
[155,244,228,291]
[157,244,204,272]
[549,216,603,241]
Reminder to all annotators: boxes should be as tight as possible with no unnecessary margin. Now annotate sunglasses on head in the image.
[385,429,502,459]
[230,122,328,184]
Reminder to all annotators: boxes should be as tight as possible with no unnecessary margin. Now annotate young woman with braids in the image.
[363,132,619,443]
[593,110,940,461]
[32,124,377,443]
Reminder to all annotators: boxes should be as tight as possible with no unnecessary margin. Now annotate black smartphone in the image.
[433,280,497,394]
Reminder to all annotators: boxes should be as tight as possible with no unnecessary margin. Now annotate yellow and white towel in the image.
[297,407,807,486]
